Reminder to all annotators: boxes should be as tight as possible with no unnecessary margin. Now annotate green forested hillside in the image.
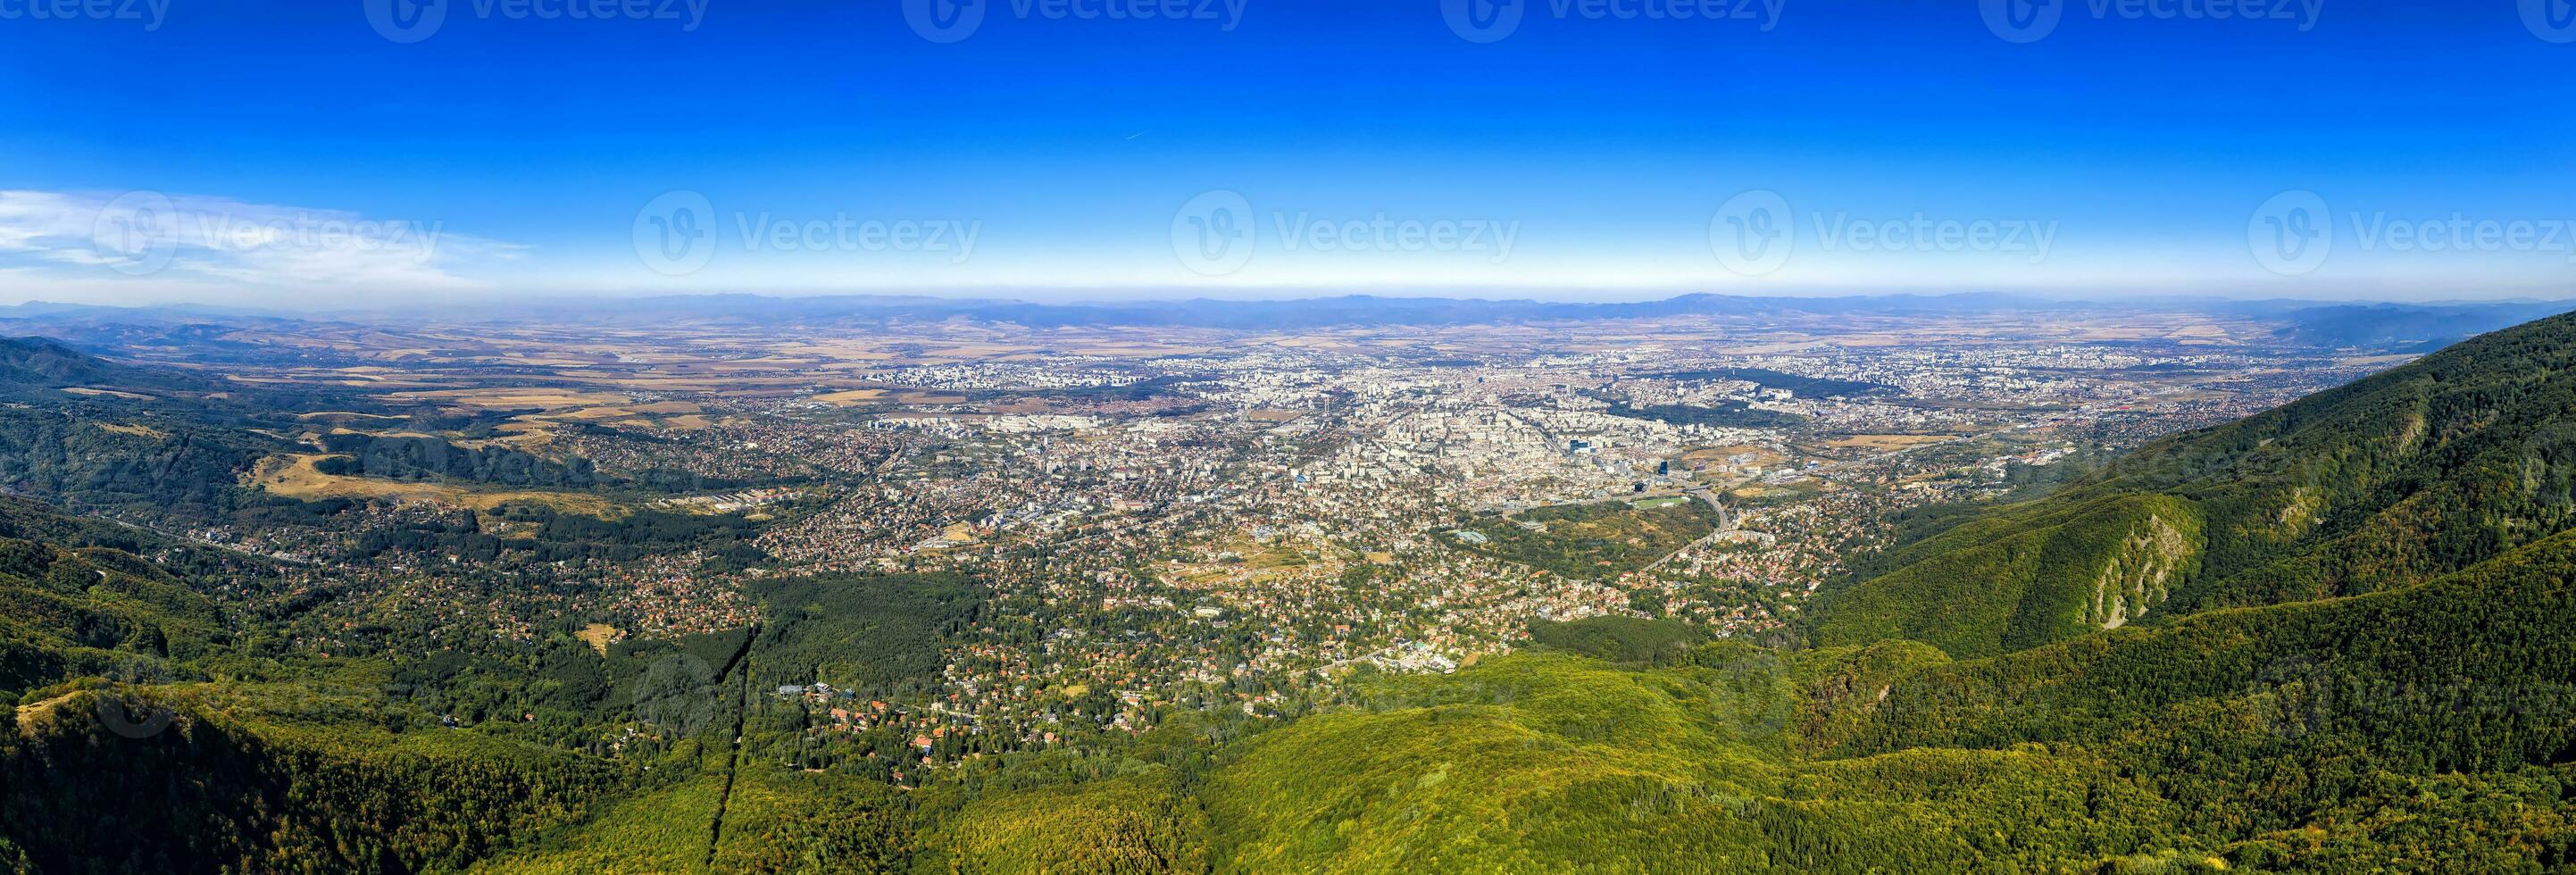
[0,337,218,396]
[486,765,913,874]
[1194,647,2188,872]
[0,493,654,874]
[1815,309,2576,658]
[1813,493,2200,658]
[1453,498,1722,579]
[926,773,1208,873]
[0,404,278,521]
[313,433,605,488]
[0,339,650,527]
[0,338,332,522]
[1842,528,2576,847]
[4,686,626,875]
[0,499,244,693]
[746,572,987,697]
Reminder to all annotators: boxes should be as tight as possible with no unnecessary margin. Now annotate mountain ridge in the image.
[7,293,2571,343]
[1812,307,2576,658]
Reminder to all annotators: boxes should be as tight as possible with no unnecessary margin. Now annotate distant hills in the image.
[0,339,415,524]
[431,291,2105,330]
[5,293,2572,349]
[2264,302,2576,350]
[0,337,202,393]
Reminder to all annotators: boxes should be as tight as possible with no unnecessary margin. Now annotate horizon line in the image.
[13,286,2576,316]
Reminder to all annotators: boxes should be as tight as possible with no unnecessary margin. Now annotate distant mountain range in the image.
[2256,301,2576,350]
[4,293,2571,350]
[0,337,221,394]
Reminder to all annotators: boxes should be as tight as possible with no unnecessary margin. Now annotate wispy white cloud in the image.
[0,189,524,304]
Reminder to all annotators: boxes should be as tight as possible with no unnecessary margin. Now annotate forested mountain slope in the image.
[1833,526,2576,851]
[0,494,633,874]
[0,498,250,693]
[0,337,220,396]
[1038,513,2576,871]
[0,338,694,526]
[7,688,625,875]
[1814,309,2576,658]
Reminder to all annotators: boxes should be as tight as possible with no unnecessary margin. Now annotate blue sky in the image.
[0,0,2569,306]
